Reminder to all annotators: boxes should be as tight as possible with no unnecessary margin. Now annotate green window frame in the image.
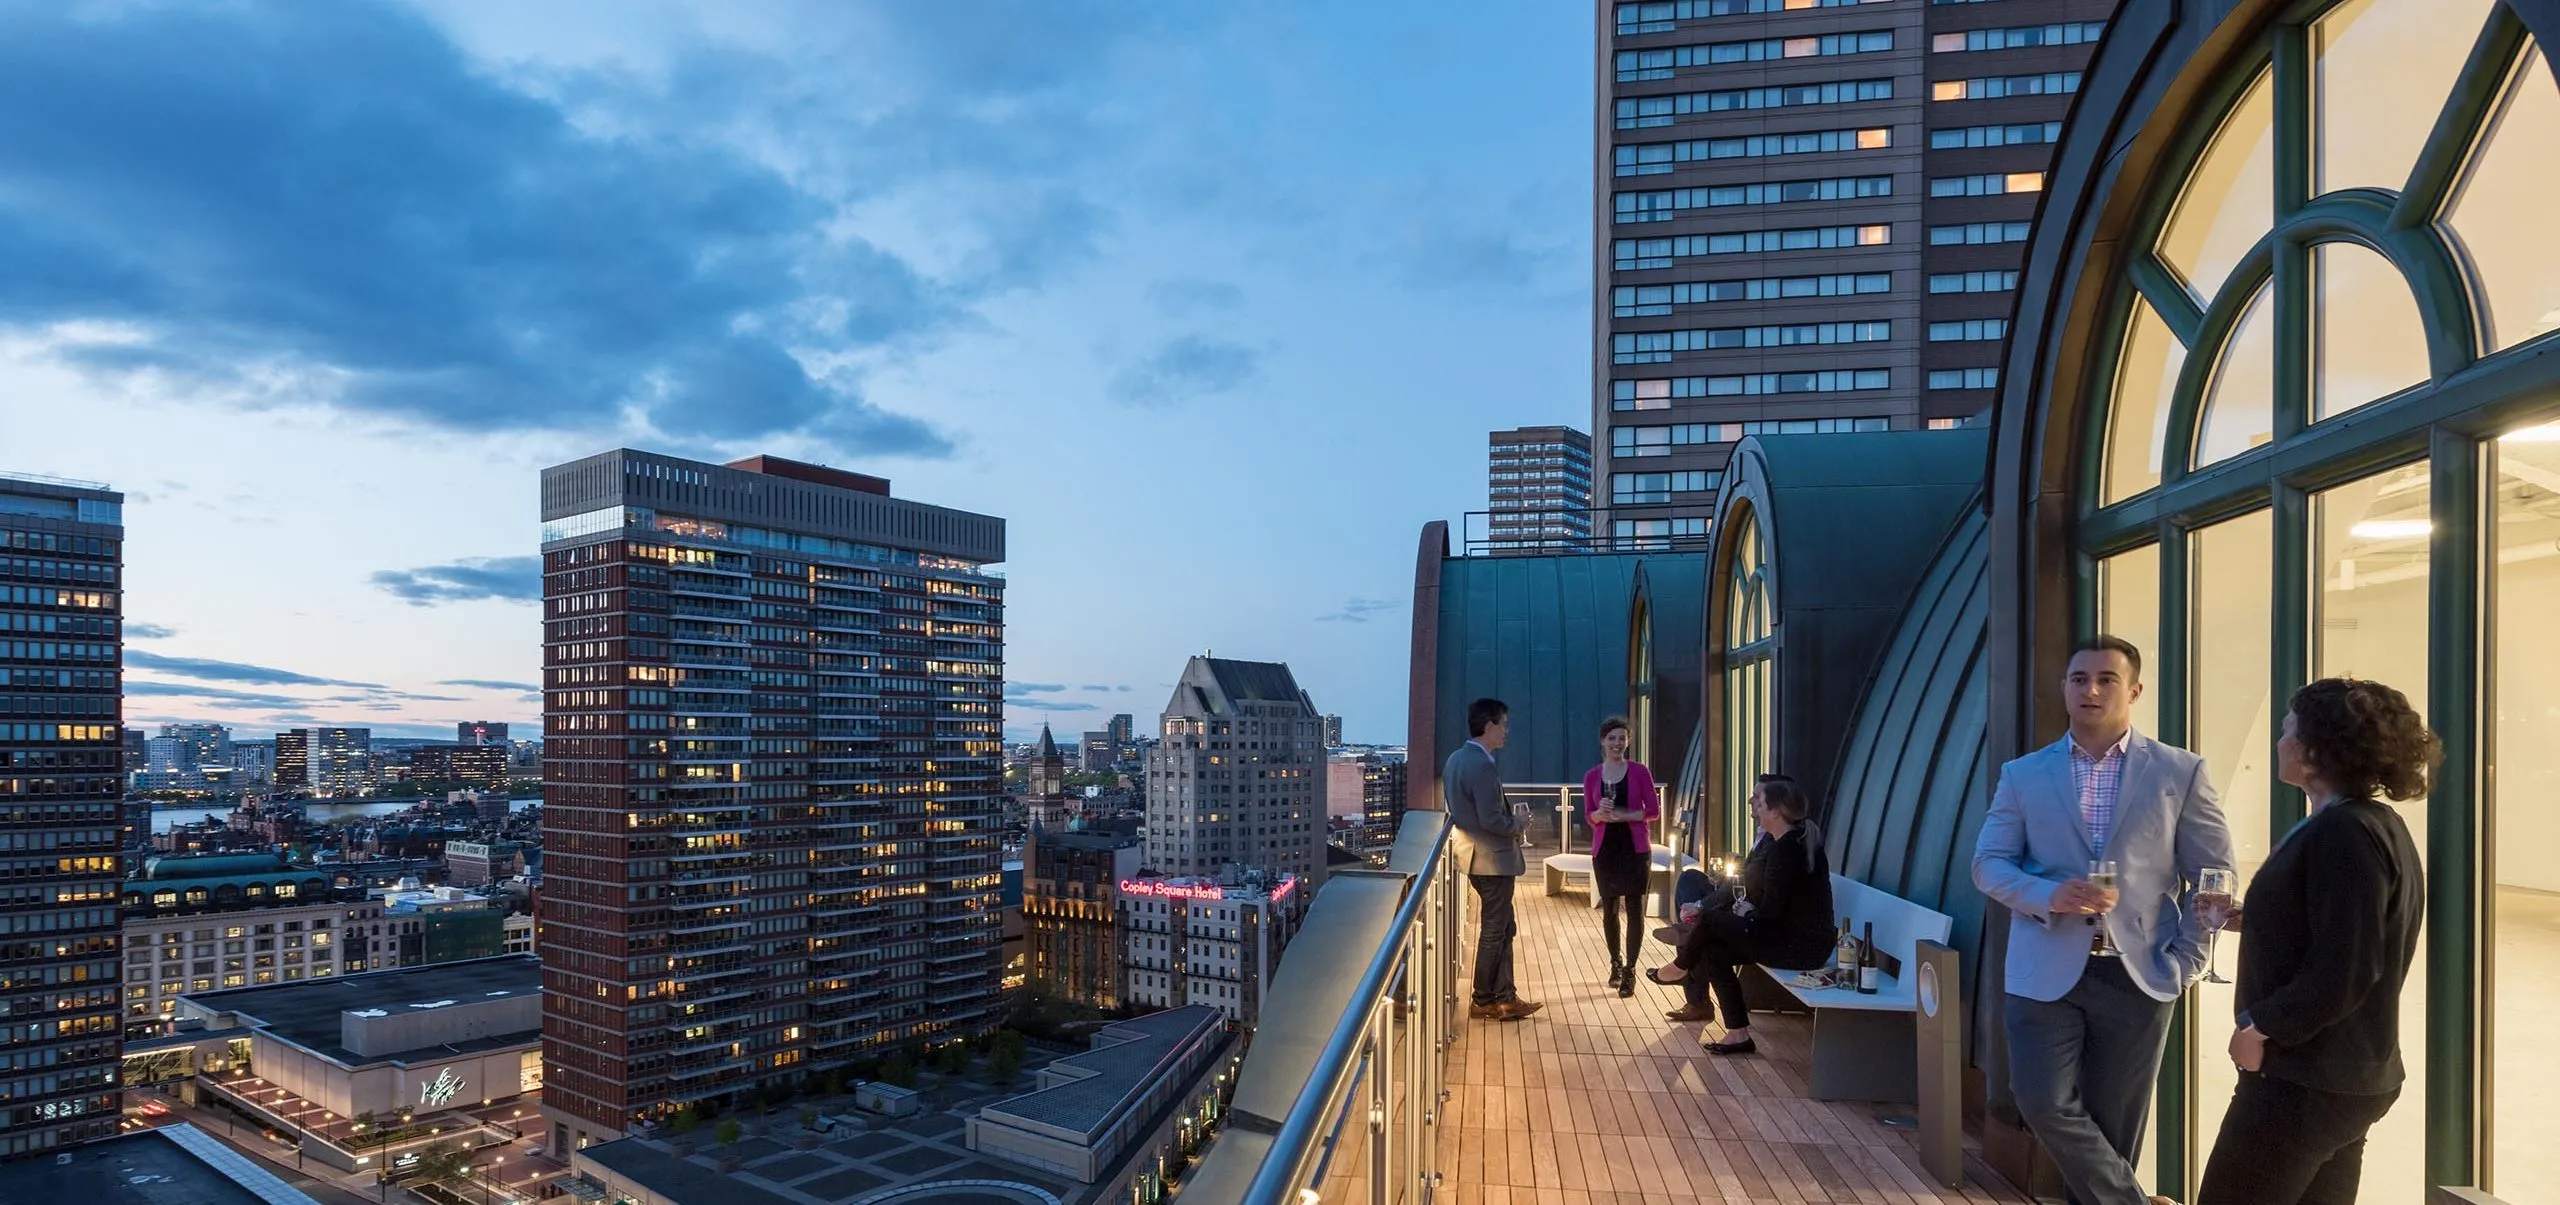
[2071,3,2560,1195]
[1722,506,1775,854]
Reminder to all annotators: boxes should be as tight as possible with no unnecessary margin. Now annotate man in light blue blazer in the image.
[1974,636,2232,1205]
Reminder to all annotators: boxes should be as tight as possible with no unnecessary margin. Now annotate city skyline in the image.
[0,1,1592,747]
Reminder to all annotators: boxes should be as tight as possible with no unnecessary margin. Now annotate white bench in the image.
[1544,847,1696,912]
[1744,874,1953,1104]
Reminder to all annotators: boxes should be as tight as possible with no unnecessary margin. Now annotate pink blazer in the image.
[1583,761,1660,855]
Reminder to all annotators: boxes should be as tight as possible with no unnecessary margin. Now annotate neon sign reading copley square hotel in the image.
[1118,876,1298,903]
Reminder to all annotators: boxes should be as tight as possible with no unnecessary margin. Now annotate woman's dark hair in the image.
[1466,697,1508,738]
[1597,715,1631,741]
[1754,773,1811,823]
[2289,677,2441,802]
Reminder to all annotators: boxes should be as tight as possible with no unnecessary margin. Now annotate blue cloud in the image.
[126,650,378,689]
[1316,597,1399,623]
[0,2,956,454]
[371,556,541,605]
[441,678,540,693]
[124,680,314,709]
[125,621,178,639]
[1012,700,1101,713]
[1110,336,1260,407]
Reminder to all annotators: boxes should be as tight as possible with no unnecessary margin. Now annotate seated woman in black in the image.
[1647,774,1835,1054]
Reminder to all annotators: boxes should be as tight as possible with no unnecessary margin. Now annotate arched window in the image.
[2071,3,2560,1195]
[1721,506,1774,854]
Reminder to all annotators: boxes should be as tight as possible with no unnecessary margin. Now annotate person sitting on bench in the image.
[1648,774,1836,1053]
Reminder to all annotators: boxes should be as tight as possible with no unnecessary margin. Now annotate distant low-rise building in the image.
[168,956,544,1163]
[1119,870,1304,1023]
[120,852,389,1034]
[966,1005,1235,1185]
[1023,829,1142,1009]
[1361,751,1409,858]
[444,840,525,887]
[373,883,510,965]
[405,742,510,788]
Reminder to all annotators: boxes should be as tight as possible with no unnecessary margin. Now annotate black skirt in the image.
[1592,818,1649,898]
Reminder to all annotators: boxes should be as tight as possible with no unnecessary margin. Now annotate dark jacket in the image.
[2235,798,2425,1096]
[1737,823,1837,967]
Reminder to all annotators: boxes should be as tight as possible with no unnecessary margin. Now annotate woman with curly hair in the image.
[2196,677,2438,1205]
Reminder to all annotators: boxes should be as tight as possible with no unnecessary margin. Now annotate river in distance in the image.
[149,797,539,834]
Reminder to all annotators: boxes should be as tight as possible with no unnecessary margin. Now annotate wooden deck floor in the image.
[1428,859,2031,1205]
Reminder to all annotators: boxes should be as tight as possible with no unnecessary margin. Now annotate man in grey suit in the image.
[1973,636,2231,1205]
[1444,697,1541,1021]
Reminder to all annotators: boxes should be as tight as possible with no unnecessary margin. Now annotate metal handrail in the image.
[1501,780,1674,853]
[1239,815,1451,1203]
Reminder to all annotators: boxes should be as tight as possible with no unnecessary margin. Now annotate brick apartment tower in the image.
[1594,0,2114,543]
[536,450,1006,1151]
[0,472,124,1157]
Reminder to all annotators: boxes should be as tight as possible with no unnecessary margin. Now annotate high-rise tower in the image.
[1144,657,1326,889]
[0,471,124,1157]
[1594,0,2114,545]
[535,450,1006,1152]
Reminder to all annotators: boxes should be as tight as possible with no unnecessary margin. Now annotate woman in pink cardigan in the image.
[1585,716,1660,997]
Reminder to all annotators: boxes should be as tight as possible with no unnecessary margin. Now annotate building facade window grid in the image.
[1597,0,2111,529]
[1616,79,1895,129]
[1616,30,1896,82]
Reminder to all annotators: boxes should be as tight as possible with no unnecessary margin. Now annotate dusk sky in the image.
[0,1,1591,744]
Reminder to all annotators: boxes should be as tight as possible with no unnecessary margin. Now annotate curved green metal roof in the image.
[1433,551,1705,787]
[1736,429,1987,613]
[1823,492,1995,1048]
[1714,429,1987,816]
[140,852,289,880]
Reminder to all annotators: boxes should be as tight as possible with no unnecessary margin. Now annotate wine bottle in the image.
[1835,919,1858,978]
[1856,921,1879,994]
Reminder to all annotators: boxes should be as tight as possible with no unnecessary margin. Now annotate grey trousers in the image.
[2004,957,2174,1205]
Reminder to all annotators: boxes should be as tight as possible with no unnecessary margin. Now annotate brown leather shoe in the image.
[1468,1001,1507,1020]
[1663,1003,1713,1023]
[1485,998,1544,1022]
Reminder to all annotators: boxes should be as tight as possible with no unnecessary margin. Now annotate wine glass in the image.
[2195,867,2237,984]
[2087,859,2122,957]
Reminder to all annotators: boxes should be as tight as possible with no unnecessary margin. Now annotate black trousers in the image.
[2196,1072,2399,1205]
[1468,872,1518,1006]
[1598,891,1644,970]
[1672,910,1769,1028]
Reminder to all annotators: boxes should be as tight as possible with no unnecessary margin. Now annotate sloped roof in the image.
[1036,724,1059,758]
[1202,658,1307,705]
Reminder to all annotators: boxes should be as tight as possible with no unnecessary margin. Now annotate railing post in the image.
[1368,1004,1390,1204]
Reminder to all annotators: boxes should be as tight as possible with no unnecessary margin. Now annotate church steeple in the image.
[1027,723,1068,827]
